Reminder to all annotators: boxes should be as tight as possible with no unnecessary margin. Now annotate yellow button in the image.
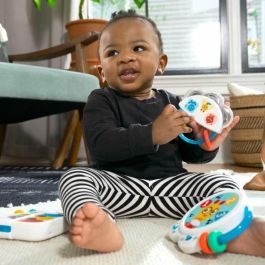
[14,209,24,214]
[36,216,53,221]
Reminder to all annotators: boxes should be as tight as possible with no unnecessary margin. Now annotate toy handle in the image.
[179,130,216,145]
[203,129,212,149]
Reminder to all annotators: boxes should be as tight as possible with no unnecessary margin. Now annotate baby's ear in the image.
[157,53,168,75]
[96,65,107,87]
[156,68,163,75]
[97,65,105,80]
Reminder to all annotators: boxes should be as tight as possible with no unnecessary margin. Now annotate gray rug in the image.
[0,166,68,207]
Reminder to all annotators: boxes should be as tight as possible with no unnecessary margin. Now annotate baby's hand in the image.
[152,104,192,145]
[189,115,240,151]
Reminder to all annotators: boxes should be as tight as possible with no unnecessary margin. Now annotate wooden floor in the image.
[0,156,262,174]
[184,163,261,173]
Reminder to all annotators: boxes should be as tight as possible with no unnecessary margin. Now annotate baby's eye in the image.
[133,46,145,52]
[106,50,118,57]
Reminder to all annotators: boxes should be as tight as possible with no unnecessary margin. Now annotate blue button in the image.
[185,235,192,240]
[42,213,63,218]
[0,225,11,233]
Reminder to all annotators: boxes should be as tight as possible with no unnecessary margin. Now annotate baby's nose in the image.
[119,51,136,63]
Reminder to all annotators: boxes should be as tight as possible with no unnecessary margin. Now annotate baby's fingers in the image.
[174,116,191,127]
[175,110,190,118]
[182,125,192,134]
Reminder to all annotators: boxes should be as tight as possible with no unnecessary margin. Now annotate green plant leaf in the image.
[134,0,145,9]
[89,0,145,9]
[79,0,85,19]
[33,0,41,10]
[46,0,57,8]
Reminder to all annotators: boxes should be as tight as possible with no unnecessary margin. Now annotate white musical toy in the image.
[178,90,234,149]
[0,209,68,241]
[168,190,253,254]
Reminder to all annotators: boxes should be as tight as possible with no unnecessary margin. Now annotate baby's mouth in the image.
[119,68,139,82]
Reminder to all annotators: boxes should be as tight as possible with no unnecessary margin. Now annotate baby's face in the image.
[98,18,167,98]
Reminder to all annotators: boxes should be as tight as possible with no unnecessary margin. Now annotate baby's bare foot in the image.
[227,217,265,257]
[69,203,124,252]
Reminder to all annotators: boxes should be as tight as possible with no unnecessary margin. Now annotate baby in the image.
[59,10,265,257]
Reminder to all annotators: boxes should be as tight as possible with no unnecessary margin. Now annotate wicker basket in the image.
[230,94,265,167]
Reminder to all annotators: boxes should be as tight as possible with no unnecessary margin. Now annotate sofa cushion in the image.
[0,62,99,103]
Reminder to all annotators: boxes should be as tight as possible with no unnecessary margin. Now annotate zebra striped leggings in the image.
[58,167,239,224]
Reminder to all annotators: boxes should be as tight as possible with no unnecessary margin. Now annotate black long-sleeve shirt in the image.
[83,87,218,179]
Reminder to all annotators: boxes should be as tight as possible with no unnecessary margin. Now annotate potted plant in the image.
[33,0,145,19]
[33,0,146,68]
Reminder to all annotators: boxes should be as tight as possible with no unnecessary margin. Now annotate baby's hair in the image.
[99,9,164,53]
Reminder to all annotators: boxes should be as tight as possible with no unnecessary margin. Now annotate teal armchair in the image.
[0,32,100,168]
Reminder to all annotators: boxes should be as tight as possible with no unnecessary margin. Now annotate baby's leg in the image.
[227,217,265,257]
[69,203,123,252]
[58,168,150,252]
[149,172,239,218]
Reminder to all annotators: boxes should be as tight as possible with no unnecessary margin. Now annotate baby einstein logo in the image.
[185,194,238,228]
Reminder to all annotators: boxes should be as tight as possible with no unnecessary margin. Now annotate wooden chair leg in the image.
[52,110,79,169]
[68,114,92,166]
[68,119,83,166]
[0,124,7,157]
[84,142,92,166]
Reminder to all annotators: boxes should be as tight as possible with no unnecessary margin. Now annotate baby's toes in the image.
[70,234,83,246]
[69,225,83,235]
[72,217,84,227]
[75,207,86,220]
